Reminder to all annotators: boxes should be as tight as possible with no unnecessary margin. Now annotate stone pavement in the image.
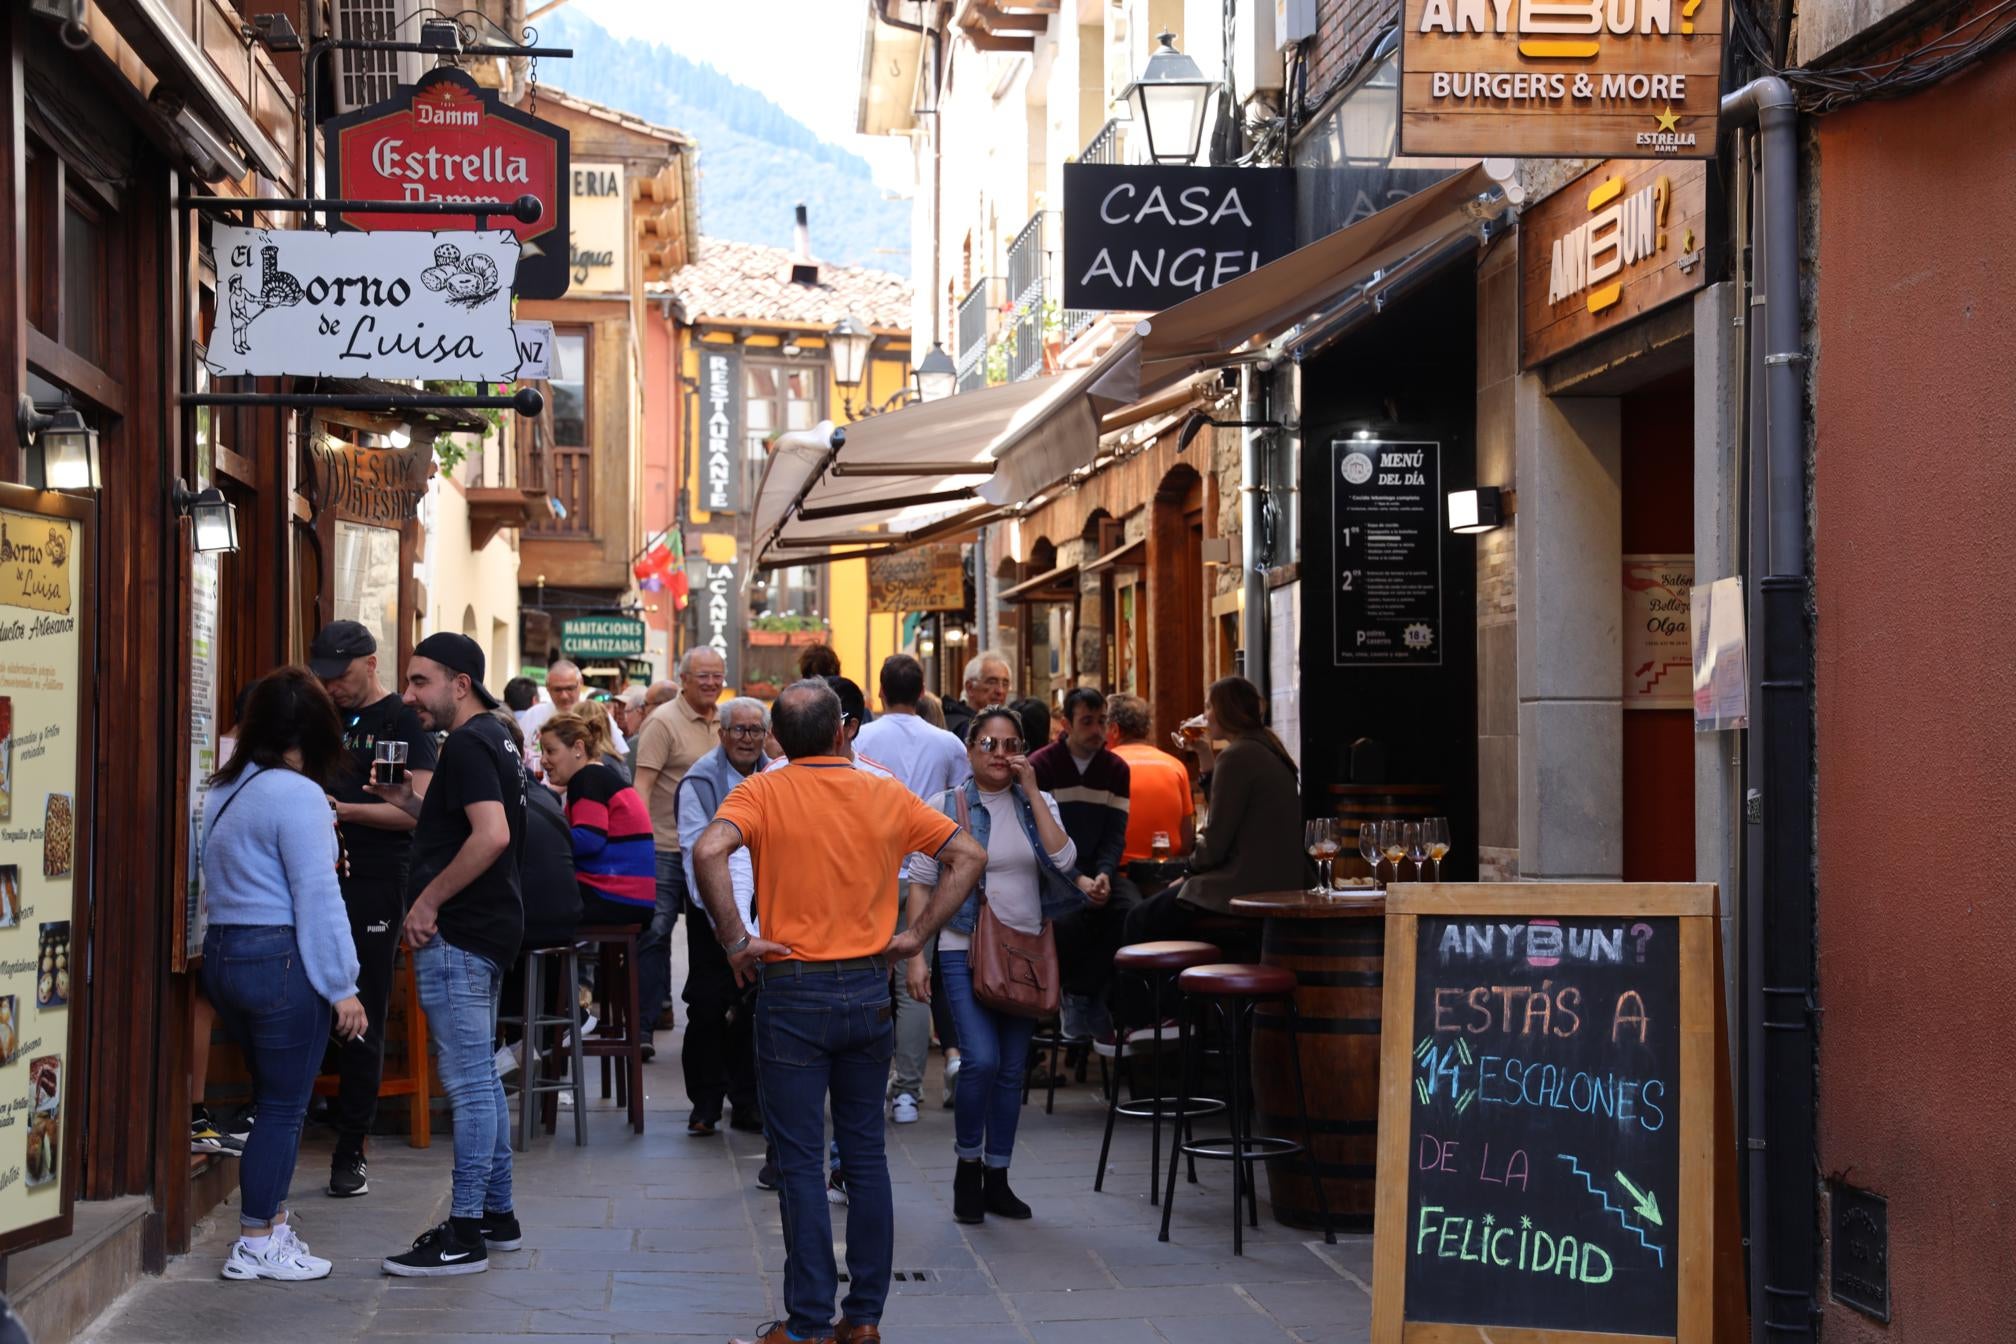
[81,1029,1372,1344]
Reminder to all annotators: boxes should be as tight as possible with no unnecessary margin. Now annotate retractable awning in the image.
[998,563,1080,604]
[750,164,1507,567]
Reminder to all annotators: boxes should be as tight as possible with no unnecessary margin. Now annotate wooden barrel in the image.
[1250,913,1385,1231]
[1329,783,1445,882]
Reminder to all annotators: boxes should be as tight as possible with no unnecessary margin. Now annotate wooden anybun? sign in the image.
[1399,0,1724,158]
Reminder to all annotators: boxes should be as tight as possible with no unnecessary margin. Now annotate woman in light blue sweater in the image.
[201,668,367,1283]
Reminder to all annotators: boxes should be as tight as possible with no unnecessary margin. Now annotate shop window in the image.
[62,196,109,369]
[532,328,591,535]
[744,362,826,616]
[333,521,401,653]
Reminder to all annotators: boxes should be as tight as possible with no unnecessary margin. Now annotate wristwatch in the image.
[722,933,752,956]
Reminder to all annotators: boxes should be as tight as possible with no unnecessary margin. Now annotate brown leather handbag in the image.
[956,789,1061,1020]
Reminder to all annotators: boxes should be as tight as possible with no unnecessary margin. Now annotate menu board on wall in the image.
[1371,883,1728,1343]
[1332,439,1443,667]
[0,488,91,1253]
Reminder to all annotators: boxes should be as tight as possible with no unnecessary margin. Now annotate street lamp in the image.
[1122,32,1221,166]
[173,479,241,553]
[914,342,957,403]
[828,316,874,417]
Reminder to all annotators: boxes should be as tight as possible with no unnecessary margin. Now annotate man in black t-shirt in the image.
[312,620,440,1200]
[367,633,527,1278]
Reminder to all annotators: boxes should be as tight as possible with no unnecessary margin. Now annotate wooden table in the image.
[1229,889,1387,1231]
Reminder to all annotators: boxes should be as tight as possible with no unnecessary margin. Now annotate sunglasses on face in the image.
[976,735,1025,755]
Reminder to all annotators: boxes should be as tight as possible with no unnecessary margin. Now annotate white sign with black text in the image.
[207,226,522,381]
[513,321,555,380]
[700,347,742,514]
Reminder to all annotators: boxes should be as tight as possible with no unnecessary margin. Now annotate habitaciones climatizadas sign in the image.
[1063,164,1295,312]
[206,226,523,382]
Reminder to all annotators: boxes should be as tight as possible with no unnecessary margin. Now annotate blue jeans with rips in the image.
[202,925,329,1226]
[755,966,895,1337]
[414,939,513,1219]
[938,949,1038,1168]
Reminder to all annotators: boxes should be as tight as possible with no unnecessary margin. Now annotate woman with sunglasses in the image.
[906,707,1101,1224]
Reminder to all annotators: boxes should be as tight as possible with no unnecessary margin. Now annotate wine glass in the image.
[1404,822,1426,881]
[1423,817,1451,881]
[1305,820,1341,894]
[1359,821,1382,886]
[1380,819,1409,882]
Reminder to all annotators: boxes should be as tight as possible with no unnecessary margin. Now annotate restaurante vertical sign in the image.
[701,347,742,514]
[1333,439,1442,667]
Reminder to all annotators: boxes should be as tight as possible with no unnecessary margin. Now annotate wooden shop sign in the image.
[1399,0,1723,158]
[311,439,433,526]
[868,545,965,612]
[1520,159,1708,368]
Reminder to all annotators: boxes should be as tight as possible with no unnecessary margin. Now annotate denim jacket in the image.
[924,777,1087,937]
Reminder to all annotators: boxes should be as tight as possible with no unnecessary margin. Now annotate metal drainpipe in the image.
[1721,75,1818,1344]
[1240,366,1269,698]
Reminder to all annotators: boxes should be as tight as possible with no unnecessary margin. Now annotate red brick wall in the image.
[1307,0,1399,100]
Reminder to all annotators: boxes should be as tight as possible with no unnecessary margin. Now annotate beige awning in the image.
[978,163,1505,506]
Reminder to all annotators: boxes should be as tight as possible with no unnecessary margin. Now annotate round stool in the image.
[1094,941,1227,1204]
[1159,963,1336,1255]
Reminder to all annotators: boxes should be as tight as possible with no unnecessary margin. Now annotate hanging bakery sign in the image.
[1399,0,1723,158]
[205,226,523,382]
[325,67,571,299]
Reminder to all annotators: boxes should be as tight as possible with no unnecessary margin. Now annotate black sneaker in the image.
[478,1209,523,1252]
[755,1161,779,1192]
[192,1108,234,1155]
[382,1221,488,1277]
[328,1146,368,1198]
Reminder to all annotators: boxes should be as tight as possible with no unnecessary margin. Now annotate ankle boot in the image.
[983,1165,1032,1219]
[952,1158,986,1224]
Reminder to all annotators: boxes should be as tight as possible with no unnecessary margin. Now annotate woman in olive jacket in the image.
[1120,676,1307,962]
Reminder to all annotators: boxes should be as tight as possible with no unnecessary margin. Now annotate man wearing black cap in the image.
[310,620,438,1199]
[367,633,527,1277]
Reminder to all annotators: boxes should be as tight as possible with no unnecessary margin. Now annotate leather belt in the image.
[760,955,890,982]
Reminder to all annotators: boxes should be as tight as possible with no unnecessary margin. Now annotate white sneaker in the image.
[221,1231,332,1281]
[941,1055,961,1108]
[891,1093,920,1124]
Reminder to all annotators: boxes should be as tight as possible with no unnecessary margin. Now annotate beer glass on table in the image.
[1305,819,1340,893]
[1423,816,1451,880]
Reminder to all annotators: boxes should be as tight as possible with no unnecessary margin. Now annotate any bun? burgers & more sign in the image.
[1399,0,1723,158]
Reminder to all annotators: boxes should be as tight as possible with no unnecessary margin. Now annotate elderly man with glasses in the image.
[630,647,728,1055]
[942,652,1014,744]
[675,696,771,1139]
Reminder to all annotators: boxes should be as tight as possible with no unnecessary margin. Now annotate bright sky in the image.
[564,0,915,195]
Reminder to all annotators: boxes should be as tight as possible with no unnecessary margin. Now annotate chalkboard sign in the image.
[1372,884,1725,1344]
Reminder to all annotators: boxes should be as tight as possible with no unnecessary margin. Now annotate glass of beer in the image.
[374,739,409,786]
[1150,831,1172,861]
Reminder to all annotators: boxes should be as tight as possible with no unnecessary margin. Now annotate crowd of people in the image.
[193,622,1304,1344]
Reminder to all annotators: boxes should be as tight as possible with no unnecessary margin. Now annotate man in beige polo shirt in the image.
[631,646,727,1054]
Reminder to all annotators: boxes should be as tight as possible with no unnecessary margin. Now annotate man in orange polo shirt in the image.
[694,680,985,1344]
[1109,694,1196,862]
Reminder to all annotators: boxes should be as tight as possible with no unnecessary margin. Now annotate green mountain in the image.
[539,10,910,274]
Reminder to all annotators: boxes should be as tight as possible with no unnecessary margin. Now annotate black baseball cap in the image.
[309,620,376,680]
[413,631,501,710]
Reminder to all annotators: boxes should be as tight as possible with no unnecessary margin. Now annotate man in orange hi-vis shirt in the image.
[693,679,985,1344]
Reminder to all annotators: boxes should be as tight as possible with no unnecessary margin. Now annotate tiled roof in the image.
[661,237,912,331]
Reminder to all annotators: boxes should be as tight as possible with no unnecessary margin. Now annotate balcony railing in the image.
[955,277,999,394]
[529,446,592,536]
[1005,211,1049,383]
[1079,118,1125,165]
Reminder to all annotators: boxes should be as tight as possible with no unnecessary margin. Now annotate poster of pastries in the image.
[0,492,88,1246]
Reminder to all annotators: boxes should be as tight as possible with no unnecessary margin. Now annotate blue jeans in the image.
[639,850,683,1024]
[202,925,328,1226]
[938,950,1038,1168]
[414,940,513,1219]
[755,967,895,1336]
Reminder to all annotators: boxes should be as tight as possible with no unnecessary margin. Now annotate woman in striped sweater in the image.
[538,703,657,932]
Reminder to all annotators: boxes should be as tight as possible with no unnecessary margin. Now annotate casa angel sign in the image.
[1399,0,1723,158]
[205,226,523,382]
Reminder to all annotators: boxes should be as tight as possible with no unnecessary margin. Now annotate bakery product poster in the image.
[0,500,82,1241]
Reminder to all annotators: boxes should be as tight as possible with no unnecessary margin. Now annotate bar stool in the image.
[499,943,588,1149]
[576,925,646,1134]
[1159,963,1335,1255]
[311,948,431,1148]
[1094,940,1226,1204]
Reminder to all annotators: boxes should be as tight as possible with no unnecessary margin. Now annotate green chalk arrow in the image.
[1615,1171,1663,1226]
